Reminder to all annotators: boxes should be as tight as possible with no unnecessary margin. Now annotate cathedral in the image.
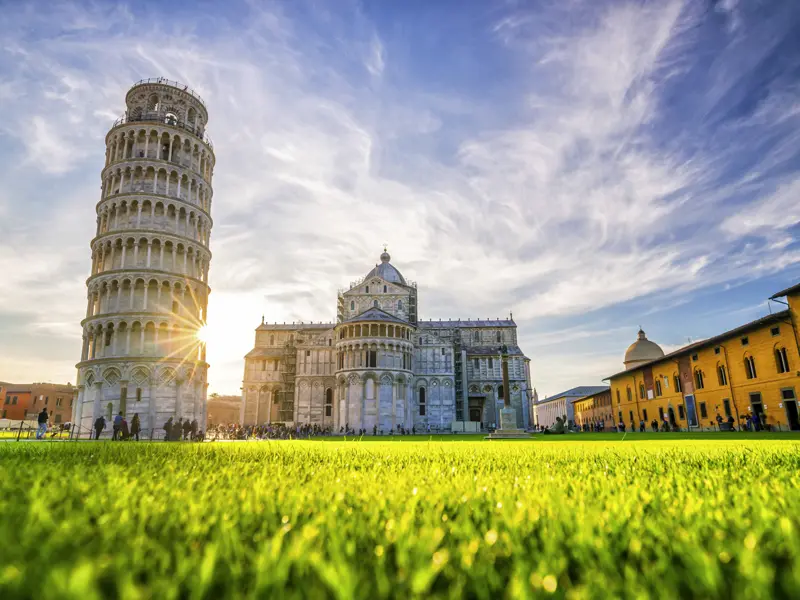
[241,251,533,432]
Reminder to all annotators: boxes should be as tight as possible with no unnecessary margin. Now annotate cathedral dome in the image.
[366,250,406,285]
[624,328,664,369]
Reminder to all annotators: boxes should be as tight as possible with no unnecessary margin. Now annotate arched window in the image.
[616,390,621,404]
[694,369,705,389]
[165,113,178,126]
[383,285,387,293]
[373,300,379,308]
[350,300,355,310]
[147,94,159,112]
[745,355,757,379]
[398,300,403,310]
[673,374,682,393]
[498,384,504,401]
[775,347,790,373]
[655,380,662,396]
[639,384,645,399]
[626,387,632,402]
[106,402,113,420]
[325,388,333,417]
[717,364,728,386]
[419,387,426,416]
[269,335,274,346]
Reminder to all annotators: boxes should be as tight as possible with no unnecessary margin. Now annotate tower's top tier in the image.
[123,78,210,142]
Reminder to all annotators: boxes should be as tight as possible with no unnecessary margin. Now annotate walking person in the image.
[121,416,130,441]
[163,417,173,441]
[112,411,123,441]
[94,415,106,440]
[36,408,49,440]
[182,418,191,441]
[130,413,141,441]
[191,419,198,441]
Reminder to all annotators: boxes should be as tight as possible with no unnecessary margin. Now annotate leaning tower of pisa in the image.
[73,78,215,438]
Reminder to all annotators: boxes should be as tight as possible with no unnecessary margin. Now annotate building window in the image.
[12,396,17,405]
[373,300,379,308]
[628,410,634,424]
[441,348,445,356]
[498,385,504,401]
[474,358,479,369]
[717,365,728,386]
[350,301,354,311]
[771,326,780,336]
[488,357,493,369]
[473,331,480,343]
[776,347,790,373]
[655,380,662,397]
[398,300,403,310]
[274,361,279,371]
[106,402,113,420]
[741,337,749,346]
[325,388,333,417]
[419,387,426,416]
[368,351,377,368]
[366,286,369,293]
[678,405,685,420]
[45,397,49,406]
[699,402,708,419]
[626,387,632,402]
[306,350,311,357]
[723,398,732,418]
[674,375,682,393]
[3,396,8,405]
[750,392,763,413]
[695,370,704,389]
[56,398,62,407]
[639,384,645,400]
[658,406,664,421]
[616,390,621,404]
[136,388,142,402]
[383,285,387,293]
[496,331,502,343]
[692,354,698,361]
[782,389,796,402]
[745,355,757,379]
[642,408,648,421]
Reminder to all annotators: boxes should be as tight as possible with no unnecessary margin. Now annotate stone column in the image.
[148,378,157,438]
[92,381,103,433]
[174,378,183,420]
[73,385,85,437]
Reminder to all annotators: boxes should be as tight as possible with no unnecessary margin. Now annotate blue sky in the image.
[0,0,798,397]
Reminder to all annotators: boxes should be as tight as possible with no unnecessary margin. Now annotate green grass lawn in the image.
[2,440,799,599]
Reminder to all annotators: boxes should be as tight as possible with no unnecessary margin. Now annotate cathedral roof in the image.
[420,319,516,329]
[342,306,410,325]
[256,323,334,331]
[244,347,286,359]
[624,328,664,367]
[464,345,527,357]
[365,250,407,285]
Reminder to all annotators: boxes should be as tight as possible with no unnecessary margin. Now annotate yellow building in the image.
[572,388,614,431]
[606,282,800,431]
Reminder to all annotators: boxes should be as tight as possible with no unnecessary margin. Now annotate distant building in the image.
[534,386,609,429]
[206,395,241,426]
[1,383,76,424]
[572,388,614,431]
[242,250,533,431]
[606,282,800,431]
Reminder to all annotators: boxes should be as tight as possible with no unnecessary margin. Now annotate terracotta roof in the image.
[604,309,791,381]
[244,347,287,359]
[770,281,800,299]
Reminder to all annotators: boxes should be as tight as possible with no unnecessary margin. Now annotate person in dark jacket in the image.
[94,416,106,440]
[130,413,141,441]
[182,418,191,440]
[190,419,198,440]
[163,417,173,441]
[36,408,49,439]
[112,411,123,441]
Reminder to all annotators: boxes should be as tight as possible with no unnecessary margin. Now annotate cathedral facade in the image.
[241,251,532,432]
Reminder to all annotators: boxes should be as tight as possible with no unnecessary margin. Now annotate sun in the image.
[196,325,210,344]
